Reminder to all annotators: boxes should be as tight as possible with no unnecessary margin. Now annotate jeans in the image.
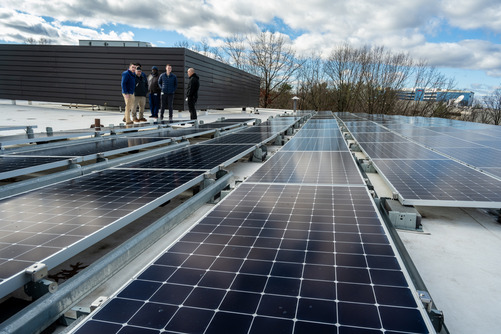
[149,93,160,117]
[160,93,174,119]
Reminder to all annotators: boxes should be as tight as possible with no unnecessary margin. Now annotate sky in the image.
[1,0,501,98]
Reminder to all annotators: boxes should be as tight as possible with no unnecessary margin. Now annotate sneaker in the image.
[139,118,147,122]
[148,115,154,118]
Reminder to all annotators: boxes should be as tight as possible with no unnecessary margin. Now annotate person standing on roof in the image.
[186,67,200,120]
[121,62,136,125]
[158,64,178,121]
[132,67,148,122]
[148,66,161,119]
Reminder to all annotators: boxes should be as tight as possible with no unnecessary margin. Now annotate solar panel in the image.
[350,132,406,143]
[410,136,481,148]
[281,137,349,151]
[0,169,205,296]
[293,129,343,138]
[431,147,501,168]
[358,142,447,160]
[198,132,278,145]
[8,137,172,158]
[0,155,81,180]
[72,183,433,334]
[372,159,501,207]
[0,131,97,147]
[117,144,255,171]
[246,152,365,185]
[483,168,501,179]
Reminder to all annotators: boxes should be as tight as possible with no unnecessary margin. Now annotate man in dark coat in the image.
[132,67,148,122]
[186,68,200,120]
[148,66,161,118]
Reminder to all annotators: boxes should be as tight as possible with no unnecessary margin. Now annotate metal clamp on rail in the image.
[24,263,58,300]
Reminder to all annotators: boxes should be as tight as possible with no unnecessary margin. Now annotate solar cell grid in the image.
[73,183,432,334]
[0,169,204,285]
[432,147,501,167]
[246,151,365,185]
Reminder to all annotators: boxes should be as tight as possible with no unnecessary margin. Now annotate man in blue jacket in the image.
[158,64,178,121]
[121,63,136,125]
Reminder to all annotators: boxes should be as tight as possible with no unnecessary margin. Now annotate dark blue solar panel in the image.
[0,169,204,285]
[72,183,432,334]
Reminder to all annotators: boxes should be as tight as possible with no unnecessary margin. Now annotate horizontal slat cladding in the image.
[0,45,260,109]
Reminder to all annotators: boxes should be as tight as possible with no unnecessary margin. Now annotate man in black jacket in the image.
[133,67,148,122]
[148,66,161,118]
[186,68,199,120]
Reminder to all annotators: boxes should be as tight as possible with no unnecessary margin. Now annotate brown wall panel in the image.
[0,45,259,110]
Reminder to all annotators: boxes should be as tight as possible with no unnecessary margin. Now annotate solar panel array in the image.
[0,119,257,181]
[337,112,501,207]
[0,117,293,300]
[72,112,434,334]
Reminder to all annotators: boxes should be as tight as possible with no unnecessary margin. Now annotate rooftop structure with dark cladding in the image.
[0,44,260,110]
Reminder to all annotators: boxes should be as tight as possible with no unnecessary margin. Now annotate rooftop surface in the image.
[0,100,500,334]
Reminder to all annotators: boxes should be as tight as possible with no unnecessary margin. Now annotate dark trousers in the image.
[160,93,174,119]
[149,93,160,117]
[188,97,197,120]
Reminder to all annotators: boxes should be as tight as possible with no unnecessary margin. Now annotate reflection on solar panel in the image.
[246,151,365,185]
[0,169,204,291]
[118,144,255,171]
[373,159,501,206]
[282,137,348,151]
[73,183,432,334]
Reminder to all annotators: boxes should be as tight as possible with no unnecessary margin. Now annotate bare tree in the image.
[296,53,333,111]
[483,88,501,125]
[325,43,364,113]
[223,34,249,70]
[247,31,302,108]
[25,37,51,45]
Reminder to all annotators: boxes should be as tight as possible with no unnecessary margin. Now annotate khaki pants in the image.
[133,96,146,120]
[122,93,135,123]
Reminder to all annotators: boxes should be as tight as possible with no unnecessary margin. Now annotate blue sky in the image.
[1,1,501,97]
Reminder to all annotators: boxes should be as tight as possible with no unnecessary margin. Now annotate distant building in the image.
[397,88,474,106]
[79,40,152,47]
